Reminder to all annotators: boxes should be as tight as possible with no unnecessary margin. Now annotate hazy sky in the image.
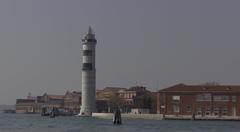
[0,0,240,104]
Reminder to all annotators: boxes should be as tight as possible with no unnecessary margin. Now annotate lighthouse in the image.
[79,27,97,116]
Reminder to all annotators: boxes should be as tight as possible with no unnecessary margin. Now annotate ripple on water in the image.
[1,114,240,132]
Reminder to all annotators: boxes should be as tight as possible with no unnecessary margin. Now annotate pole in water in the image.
[113,108,122,125]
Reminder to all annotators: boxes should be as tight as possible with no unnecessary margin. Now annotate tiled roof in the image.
[159,83,240,93]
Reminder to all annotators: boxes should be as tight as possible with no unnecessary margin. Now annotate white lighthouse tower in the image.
[79,27,97,116]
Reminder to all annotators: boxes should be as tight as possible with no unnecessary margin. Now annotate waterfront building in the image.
[96,87,127,99]
[16,91,80,114]
[118,86,147,113]
[96,87,127,113]
[96,86,156,113]
[15,86,157,114]
[79,27,97,116]
[15,99,36,114]
[96,99,109,113]
[157,84,240,117]
[39,93,65,109]
[64,91,81,114]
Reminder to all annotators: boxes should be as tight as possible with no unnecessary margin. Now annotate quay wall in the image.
[93,113,240,121]
[92,113,163,120]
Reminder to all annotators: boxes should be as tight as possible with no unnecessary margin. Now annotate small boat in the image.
[49,107,59,118]
[50,111,55,118]
[3,109,16,114]
[41,107,50,116]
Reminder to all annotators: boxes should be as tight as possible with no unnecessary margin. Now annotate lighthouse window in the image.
[83,50,92,56]
[82,63,93,70]
[87,39,96,42]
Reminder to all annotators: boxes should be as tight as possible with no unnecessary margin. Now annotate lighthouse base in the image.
[78,106,95,117]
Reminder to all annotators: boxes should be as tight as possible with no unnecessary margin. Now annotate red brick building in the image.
[157,84,240,117]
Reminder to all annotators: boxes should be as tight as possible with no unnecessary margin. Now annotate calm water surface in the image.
[0,113,240,132]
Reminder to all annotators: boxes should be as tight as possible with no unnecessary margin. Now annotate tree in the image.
[108,95,121,112]
[134,94,152,109]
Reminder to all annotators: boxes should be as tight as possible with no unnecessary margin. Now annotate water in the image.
[0,113,240,132]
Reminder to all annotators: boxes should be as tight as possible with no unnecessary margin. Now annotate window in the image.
[232,96,237,102]
[214,107,219,116]
[196,94,211,101]
[205,107,211,115]
[186,105,192,112]
[173,104,180,113]
[222,107,228,116]
[197,107,202,115]
[172,96,180,101]
[87,39,96,42]
[213,95,229,101]
[83,50,92,56]
[82,63,93,70]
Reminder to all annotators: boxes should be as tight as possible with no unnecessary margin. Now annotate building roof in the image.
[65,91,81,96]
[103,87,127,92]
[127,86,146,91]
[46,94,65,100]
[16,99,35,104]
[159,83,240,93]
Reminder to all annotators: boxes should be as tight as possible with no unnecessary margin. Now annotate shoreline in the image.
[5,112,240,121]
[92,113,240,121]
[92,113,163,120]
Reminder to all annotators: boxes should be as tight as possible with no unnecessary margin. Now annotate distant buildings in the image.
[16,91,81,114]
[15,99,36,113]
[96,87,126,113]
[16,86,157,114]
[64,91,81,114]
[96,86,156,113]
[157,84,240,117]
[16,83,240,118]
[119,86,156,113]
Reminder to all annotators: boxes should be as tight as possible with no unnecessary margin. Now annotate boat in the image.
[3,109,16,114]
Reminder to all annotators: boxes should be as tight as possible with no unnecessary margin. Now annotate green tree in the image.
[108,95,121,111]
[134,94,152,109]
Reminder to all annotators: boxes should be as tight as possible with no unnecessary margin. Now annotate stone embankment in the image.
[93,113,163,120]
[164,115,240,121]
[93,113,240,121]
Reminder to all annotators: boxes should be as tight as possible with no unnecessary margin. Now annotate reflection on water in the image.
[0,113,240,132]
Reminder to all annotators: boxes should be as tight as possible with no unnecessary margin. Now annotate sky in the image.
[0,0,240,104]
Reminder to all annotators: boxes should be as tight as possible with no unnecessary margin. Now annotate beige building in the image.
[16,91,79,114]
[15,99,36,114]
[64,91,81,114]
[39,93,65,109]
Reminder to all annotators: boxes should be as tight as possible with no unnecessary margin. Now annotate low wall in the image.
[164,115,240,121]
[93,113,240,121]
[92,113,163,120]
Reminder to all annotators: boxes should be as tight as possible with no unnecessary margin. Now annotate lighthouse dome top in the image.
[88,26,93,34]
[82,26,97,44]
